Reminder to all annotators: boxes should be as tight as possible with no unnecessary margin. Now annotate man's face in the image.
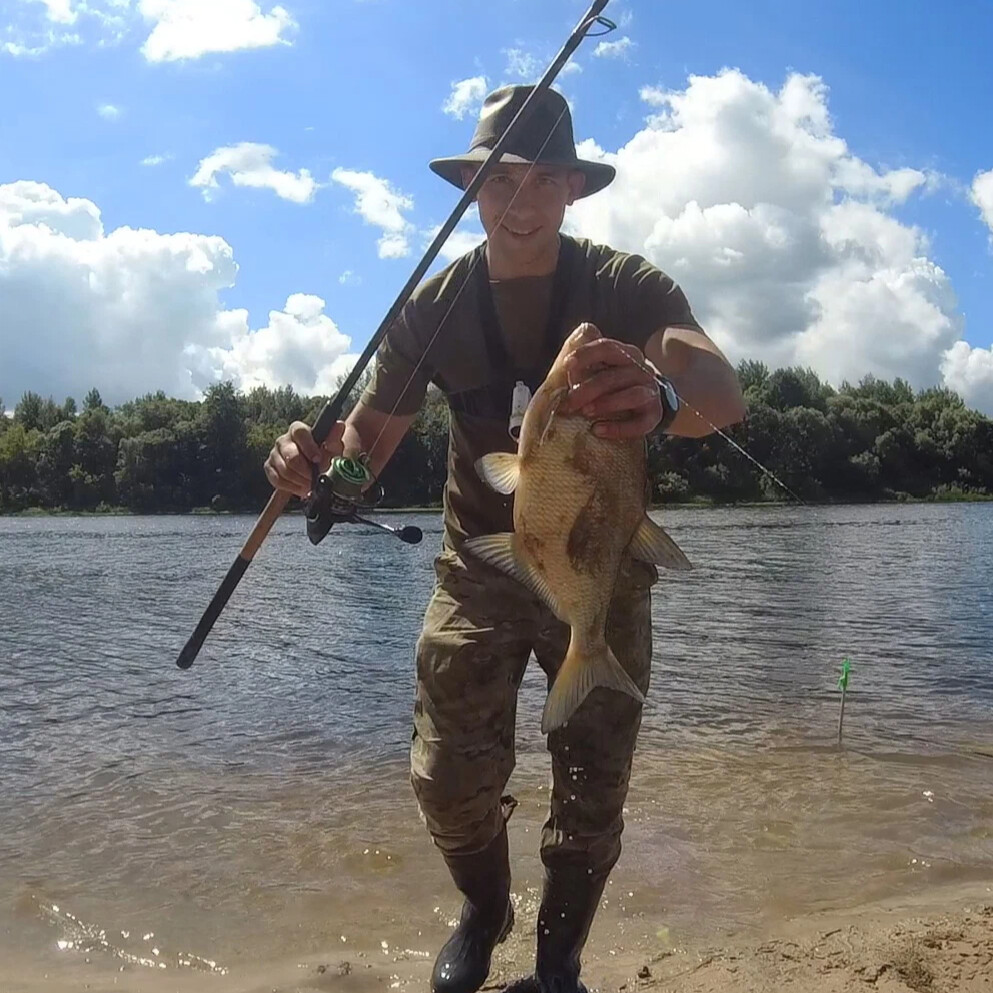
[463,162,586,266]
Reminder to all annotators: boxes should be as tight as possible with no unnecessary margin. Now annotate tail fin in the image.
[541,631,645,735]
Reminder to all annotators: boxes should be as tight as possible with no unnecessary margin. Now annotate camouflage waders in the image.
[412,546,656,992]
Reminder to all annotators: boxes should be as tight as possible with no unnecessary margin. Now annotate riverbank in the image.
[348,882,993,993]
[4,489,993,517]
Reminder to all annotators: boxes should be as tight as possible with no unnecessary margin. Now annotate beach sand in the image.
[250,882,993,993]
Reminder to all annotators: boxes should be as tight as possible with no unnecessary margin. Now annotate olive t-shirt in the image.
[360,235,704,549]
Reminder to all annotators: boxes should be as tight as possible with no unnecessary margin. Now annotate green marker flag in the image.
[837,658,852,743]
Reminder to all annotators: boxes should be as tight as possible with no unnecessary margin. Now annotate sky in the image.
[2,0,993,414]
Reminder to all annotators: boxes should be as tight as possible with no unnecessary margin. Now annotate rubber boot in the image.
[430,825,514,993]
[507,863,608,993]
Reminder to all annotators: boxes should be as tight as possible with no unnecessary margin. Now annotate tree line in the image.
[1,361,991,515]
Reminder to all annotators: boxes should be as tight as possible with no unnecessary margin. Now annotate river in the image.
[1,504,991,991]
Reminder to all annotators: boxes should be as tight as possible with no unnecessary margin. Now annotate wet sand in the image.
[7,867,991,992]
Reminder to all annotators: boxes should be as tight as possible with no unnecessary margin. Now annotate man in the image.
[265,85,745,993]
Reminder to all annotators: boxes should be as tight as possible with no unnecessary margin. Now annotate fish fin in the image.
[462,533,563,617]
[628,515,693,571]
[541,634,645,735]
[475,452,521,494]
[538,386,569,448]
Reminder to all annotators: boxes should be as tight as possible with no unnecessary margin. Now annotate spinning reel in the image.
[304,455,423,547]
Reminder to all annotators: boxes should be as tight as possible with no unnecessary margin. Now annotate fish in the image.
[463,322,692,734]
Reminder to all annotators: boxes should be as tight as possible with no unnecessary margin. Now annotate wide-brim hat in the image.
[429,84,615,199]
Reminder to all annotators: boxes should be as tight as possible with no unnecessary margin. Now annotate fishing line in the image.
[672,390,806,506]
[362,104,572,465]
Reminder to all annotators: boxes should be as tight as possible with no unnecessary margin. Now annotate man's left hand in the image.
[559,338,662,439]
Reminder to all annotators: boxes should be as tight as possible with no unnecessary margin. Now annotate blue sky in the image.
[2,0,992,410]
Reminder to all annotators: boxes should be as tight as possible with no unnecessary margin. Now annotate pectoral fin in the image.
[628,515,692,571]
[462,533,563,617]
[475,452,520,494]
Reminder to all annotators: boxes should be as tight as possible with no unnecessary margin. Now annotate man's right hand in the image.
[263,420,346,499]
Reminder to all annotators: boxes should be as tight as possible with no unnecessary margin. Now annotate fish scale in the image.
[464,323,693,734]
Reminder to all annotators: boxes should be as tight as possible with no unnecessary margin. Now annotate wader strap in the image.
[447,238,575,421]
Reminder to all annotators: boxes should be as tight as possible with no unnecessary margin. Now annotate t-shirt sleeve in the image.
[612,251,706,352]
[359,301,433,417]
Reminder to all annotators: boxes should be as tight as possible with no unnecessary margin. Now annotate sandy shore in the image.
[256,881,993,993]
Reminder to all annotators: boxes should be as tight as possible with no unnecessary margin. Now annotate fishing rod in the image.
[175,0,618,671]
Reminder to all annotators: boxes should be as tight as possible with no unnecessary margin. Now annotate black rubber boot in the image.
[507,863,608,993]
[430,825,514,993]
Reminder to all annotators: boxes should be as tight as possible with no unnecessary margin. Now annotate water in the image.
[1,504,991,991]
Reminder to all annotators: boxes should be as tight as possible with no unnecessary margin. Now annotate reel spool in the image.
[305,455,422,546]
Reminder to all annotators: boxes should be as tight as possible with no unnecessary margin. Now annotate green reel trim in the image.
[332,456,371,487]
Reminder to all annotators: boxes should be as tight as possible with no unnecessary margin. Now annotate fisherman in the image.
[264,85,745,993]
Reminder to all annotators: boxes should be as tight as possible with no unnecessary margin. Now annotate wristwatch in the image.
[654,372,679,433]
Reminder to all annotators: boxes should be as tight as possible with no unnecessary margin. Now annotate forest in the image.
[2,360,991,514]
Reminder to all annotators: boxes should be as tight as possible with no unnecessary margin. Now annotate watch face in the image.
[659,377,679,412]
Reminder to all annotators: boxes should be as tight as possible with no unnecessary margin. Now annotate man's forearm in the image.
[646,327,746,438]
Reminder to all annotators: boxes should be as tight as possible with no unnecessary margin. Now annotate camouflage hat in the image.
[429,84,615,199]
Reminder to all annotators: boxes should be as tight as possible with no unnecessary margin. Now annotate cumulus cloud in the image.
[972,168,993,238]
[141,153,169,166]
[189,293,358,396]
[31,0,77,24]
[331,168,415,259]
[97,102,121,119]
[138,0,296,62]
[3,0,290,58]
[190,143,318,203]
[564,69,993,410]
[443,76,488,120]
[0,180,350,405]
[593,36,634,59]
[941,341,993,413]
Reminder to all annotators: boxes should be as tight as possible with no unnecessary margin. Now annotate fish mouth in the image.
[566,322,603,347]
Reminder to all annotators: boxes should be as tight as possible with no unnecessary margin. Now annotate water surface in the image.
[1,504,991,991]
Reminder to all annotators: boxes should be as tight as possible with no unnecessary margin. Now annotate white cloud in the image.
[504,47,541,82]
[565,69,993,411]
[31,0,77,24]
[2,28,81,56]
[141,153,169,166]
[5,0,291,57]
[593,36,634,59]
[331,168,415,259]
[338,270,361,286]
[0,180,350,404]
[189,294,357,397]
[97,102,121,119]
[941,341,993,413]
[972,168,993,237]
[138,0,296,62]
[190,143,318,203]
[443,76,488,120]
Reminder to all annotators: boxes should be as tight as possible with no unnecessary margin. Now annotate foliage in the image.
[2,363,992,514]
